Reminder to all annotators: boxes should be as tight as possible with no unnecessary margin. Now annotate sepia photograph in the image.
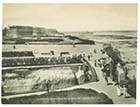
[1,3,137,104]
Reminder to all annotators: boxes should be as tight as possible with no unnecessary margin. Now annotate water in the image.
[2,31,137,94]
[65,31,137,44]
[2,31,137,62]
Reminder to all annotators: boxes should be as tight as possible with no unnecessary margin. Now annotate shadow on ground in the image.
[2,88,113,104]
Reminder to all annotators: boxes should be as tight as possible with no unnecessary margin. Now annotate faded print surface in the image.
[2,4,137,104]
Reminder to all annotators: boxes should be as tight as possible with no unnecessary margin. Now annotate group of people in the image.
[2,55,83,67]
[95,54,129,98]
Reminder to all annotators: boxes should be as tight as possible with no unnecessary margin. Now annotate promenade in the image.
[2,57,136,104]
[58,56,136,104]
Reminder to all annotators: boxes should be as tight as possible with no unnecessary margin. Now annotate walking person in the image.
[46,80,52,93]
[102,64,110,85]
[45,80,52,103]
[83,64,90,82]
[13,45,16,49]
[121,62,128,80]
[117,63,125,84]
[116,84,122,97]
[94,60,97,67]
[94,49,97,53]
[88,55,90,61]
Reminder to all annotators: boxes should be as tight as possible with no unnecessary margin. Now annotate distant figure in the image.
[122,85,128,98]
[46,80,52,93]
[73,43,76,48]
[83,65,90,82]
[94,49,97,53]
[83,53,86,58]
[2,82,5,95]
[102,64,110,85]
[94,60,97,67]
[88,55,90,61]
[13,45,16,49]
[98,59,102,68]
[121,62,128,79]
[50,51,54,55]
[117,63,125,84]
[116,84,122,97]
[100,49,105,54]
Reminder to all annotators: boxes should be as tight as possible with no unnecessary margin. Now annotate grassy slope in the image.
[2,88,113,104]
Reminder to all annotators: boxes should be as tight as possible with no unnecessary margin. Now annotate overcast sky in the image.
[3,3,138,31]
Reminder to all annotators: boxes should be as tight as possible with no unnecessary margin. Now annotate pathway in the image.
[59,56,136,104]
[2,57,136,104]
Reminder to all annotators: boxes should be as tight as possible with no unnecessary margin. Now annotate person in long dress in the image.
[122,85,128,98]
[116,84,122,96]
[102,64,110,85]
[117,63,124,84]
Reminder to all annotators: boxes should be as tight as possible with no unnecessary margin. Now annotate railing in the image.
[81,58,99,82]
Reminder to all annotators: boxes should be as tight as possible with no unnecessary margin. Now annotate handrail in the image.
[81,58,99,82]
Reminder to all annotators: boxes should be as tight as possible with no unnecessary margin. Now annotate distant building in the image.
[45,28,58,36]
[33,27,46,36]
[3,26,33,38]
[3,25,64,38]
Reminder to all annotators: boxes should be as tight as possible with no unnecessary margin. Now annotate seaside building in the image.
[3,26,64,39]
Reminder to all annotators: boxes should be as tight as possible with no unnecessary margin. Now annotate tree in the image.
[103,44,122,64]
[103,43,122,81]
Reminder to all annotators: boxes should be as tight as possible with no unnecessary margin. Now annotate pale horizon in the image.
[3,3,138,31]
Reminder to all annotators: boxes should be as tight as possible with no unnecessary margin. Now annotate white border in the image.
[137,1,140,105]
[0,0,140,107]
[1,0,139,3]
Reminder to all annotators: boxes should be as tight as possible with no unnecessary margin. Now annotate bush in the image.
[120,78,136,99]
[2,56,82,67]
[2,51,34,57]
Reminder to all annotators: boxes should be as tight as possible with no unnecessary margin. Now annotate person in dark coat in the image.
[46,80,51,93]
[88,55,90,61]
[102,64,110,85]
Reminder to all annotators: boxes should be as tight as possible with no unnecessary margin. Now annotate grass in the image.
[2,88,113,104]
[3,67,96,94]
